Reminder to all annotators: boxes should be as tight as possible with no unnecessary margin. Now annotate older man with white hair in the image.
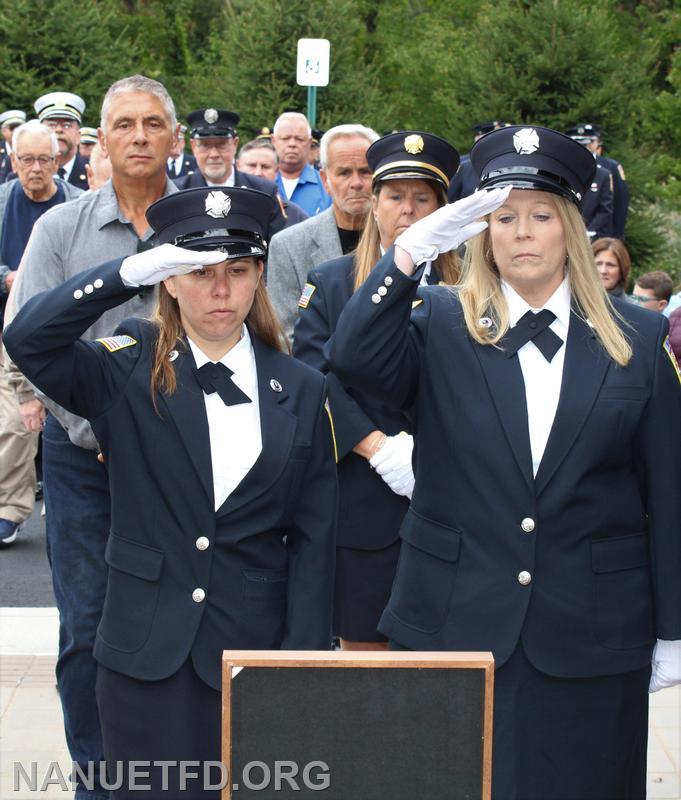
[0,120,82,548]
[272,111,332,216]
[267,123,379,342]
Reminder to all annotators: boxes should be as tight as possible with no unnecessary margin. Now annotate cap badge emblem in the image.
[513,128,540,155]
[205,191,231,219]
[404,134,424,155]
[204,108,218,124]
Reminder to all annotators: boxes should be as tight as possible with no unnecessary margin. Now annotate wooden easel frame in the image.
[222,650,494,800]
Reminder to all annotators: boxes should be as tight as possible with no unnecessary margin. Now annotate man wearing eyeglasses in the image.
[0,120,82,548]
[630,270,673,313]
[175,108,287,240]
[34,91,90,190]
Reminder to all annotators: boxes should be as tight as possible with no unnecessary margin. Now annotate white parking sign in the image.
[297,39,330,87]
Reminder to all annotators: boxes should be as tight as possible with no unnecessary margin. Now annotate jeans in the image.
[43,414,110,800]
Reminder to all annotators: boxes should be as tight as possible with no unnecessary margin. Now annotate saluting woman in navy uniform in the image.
[5,186,337,800]
[293,132,460,649]
[329,127,681,798]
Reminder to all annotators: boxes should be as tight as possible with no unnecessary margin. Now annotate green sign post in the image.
[307,86,317,128]
[297,39,329,128]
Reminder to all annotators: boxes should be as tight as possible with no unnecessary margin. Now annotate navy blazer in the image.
[582,163,614,239]
[447,153,478,202]
[293,254,413,550]
[329,250,681,678]
[174,168,287,240]
[5,259,337,690]
[167,152,197,181]
[67,152,90,191]
[597,154,629,238]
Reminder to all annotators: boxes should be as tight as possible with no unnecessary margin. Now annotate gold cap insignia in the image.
[404,135,424,155]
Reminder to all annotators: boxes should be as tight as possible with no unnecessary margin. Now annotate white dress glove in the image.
[394,186,513,264]
[649,639,681,692]
[369,433,415,499]
[119,243,226,287]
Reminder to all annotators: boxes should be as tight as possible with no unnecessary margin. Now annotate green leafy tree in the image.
[0,0,139,126]
[180,0,391,138]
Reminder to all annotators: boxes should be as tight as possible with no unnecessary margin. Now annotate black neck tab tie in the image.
[194,362,251,406]
[57,167,66,179]
[502,309,563,362]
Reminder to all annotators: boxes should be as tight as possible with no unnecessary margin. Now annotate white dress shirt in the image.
[188,326,262,510]
[167,154,185,176]
[206,169,235,188]
[502,278,571,477]
[60,154,76,181]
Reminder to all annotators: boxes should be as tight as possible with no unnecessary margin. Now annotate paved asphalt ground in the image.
[0,504,54,607]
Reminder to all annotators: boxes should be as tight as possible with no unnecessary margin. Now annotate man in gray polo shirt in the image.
[7,74,178,800]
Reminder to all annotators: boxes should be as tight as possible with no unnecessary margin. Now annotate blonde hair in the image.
[458,194,632,367]
[150,260,287,404]
[353,181,460,291]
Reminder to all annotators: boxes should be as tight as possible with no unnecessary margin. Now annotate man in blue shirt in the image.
[272,112,331,216]
[0,120,82,548]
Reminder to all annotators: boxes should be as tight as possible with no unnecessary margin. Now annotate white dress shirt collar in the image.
[188,324,252,372]
[502,276,572,328]
[205,168,235,188]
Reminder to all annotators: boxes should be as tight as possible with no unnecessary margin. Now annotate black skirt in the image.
[333,539,401,641]
[95,658,222,800]
[391,639,650,800]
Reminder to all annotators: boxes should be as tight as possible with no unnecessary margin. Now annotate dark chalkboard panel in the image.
[222,651,493,800]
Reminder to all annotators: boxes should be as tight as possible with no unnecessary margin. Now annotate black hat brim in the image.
[174,231,266,259]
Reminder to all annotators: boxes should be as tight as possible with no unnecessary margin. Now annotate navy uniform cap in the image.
[255,126,273,140]
[470,125,596,205]
[472,120,511,136]
[564,122,603,143]
[146,187,274,259]
[187,108,240,138]
[366,131,460,190]
[311,128,325,145]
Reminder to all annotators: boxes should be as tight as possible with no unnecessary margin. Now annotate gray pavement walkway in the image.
[0,607,679,799]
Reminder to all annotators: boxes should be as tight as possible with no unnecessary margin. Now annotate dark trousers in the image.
[43,415,110,800]
[390,640,650,800]
[96,658,222,800]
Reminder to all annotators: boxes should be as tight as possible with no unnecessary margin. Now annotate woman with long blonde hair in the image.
[6,186,337,800]
[330,126,681,799]
[294,131,460,651]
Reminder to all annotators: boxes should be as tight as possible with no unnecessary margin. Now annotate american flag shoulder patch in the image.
[663,336,681,384]
[95,335,138,353]
[298,282,316,309]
